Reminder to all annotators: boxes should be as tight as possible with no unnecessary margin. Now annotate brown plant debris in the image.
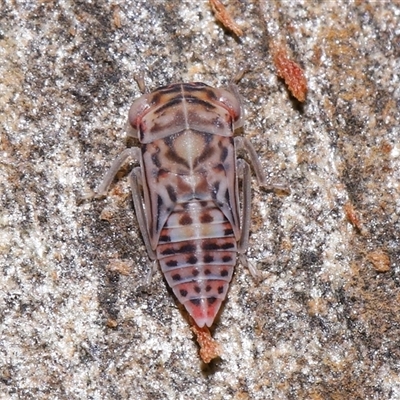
[107,259,132,275]
[367,249,390,272]
[344,202,366,234]
[191,320,222,363]
[272,45,307,102]
[209,0,243,37]
[106,318,118,328]
[112,5,122,29]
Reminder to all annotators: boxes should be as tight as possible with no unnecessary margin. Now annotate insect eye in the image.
[128,94,151,130]
[214,87,243,129]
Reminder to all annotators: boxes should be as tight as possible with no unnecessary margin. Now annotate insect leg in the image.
[95,148,141,197]
[234,136,266,185]
[234,136,289,193]
[236,158,260,278]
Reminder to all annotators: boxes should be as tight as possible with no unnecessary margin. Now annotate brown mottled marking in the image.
[176,178,192,193]
[203,88,218,101]
[195,179,209,194]
[165,148,189,169]
[157,168,169,179]
[204,254,214,263]
[159,235,171,242]
[195,146,215,166]
[202,241,220,251]
[180,243,197,253]
[224,228,234,236]
[166,260,178,267]
[200,213,214,223]
[160,242,196,256]
[187,255,198,264]
[213,164,225,173]
[166,185,177,202]
[219,145,229,162]
[179,214,193,226]
[186,97,217,110]
[150,91,163,105]
[155,96,184,114]
[207,297,217,305]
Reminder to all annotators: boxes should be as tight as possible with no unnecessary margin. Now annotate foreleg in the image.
[95,148,141,197]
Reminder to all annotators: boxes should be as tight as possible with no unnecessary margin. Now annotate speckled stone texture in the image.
[1,1,399,399]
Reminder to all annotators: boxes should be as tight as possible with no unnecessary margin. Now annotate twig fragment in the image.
[367,249,390,272]
[191,320,222,363]
[272,45,307,102]
[209,0,243,37]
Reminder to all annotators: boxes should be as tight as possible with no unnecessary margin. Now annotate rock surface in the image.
[1,1,399,398]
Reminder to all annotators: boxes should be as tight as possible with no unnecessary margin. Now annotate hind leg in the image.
[95,148,141,197]
[236,158,260,279]
[234,136,289,193]
[235,136,289,279]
